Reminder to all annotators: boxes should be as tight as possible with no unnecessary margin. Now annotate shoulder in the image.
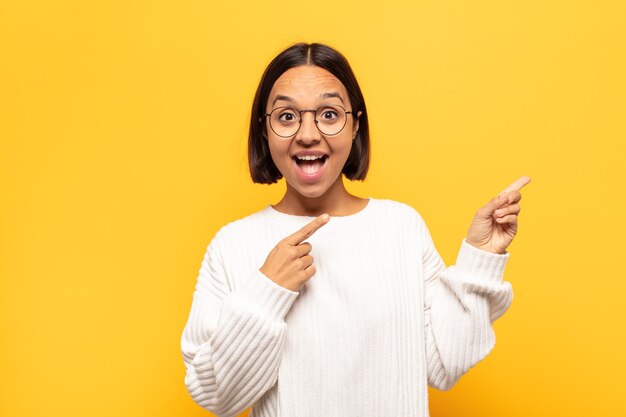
[209,206,273,250]
[369,198,427,227]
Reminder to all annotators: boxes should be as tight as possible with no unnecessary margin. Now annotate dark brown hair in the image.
[248,42,370,184]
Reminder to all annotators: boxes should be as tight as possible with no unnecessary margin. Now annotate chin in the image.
[292,183,330,199]
[283,173,340,199]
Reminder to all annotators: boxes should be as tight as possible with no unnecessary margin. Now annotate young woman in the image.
[181,42,530,417]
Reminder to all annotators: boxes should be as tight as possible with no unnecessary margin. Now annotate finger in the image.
[504,190,522,205]
[295,242,312,257]
[501,176,531,194]
[480,178,529,218]
[300,254,314,268]
[496,213,517,224]
[495,204,520,218]
[480,193,510,217]
[284,214,330,246]
[304,264,317,280]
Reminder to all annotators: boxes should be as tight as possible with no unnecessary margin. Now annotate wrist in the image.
[465,238,507,255]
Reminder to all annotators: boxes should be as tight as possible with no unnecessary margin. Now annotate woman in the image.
[181,42,530,417]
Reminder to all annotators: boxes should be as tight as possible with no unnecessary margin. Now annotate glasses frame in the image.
[263,104,353,138]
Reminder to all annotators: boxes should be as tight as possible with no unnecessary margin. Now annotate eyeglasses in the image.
[264,104,353,138]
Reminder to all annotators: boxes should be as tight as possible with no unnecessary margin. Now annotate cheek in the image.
[267,139,291,167]
[333,140,354,162]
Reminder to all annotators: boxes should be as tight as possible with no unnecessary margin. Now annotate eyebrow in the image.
[272,95,294,106]
[271,92,345,107]
[321,92,345,104]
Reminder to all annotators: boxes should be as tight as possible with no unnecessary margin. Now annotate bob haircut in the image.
[248,42,370,184]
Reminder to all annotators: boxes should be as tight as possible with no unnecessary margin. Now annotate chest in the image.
[284,225,425,341]
[222,220,426,334]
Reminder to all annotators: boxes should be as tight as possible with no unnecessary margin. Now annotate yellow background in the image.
[1,0,624,416]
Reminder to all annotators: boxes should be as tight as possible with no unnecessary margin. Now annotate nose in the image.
[295,110,322,144]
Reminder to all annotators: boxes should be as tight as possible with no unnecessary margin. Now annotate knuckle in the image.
[300,255,313,267]
[299,270,309,281]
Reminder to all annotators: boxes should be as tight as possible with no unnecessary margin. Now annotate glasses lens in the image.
[316,105,347,135]
[270,107,300,137]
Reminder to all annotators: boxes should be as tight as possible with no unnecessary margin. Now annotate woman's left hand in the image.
[465,176,531,254]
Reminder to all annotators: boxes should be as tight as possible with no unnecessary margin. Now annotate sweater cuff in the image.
[455,238,510,283]
[233,269,299,322]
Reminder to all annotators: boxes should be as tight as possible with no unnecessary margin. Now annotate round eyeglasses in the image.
[264,105,353,138]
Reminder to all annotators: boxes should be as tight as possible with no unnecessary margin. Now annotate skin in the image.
[260,214,330,292]
[259,65,531,291]
[465,175,532,254]
[265,65,365,218]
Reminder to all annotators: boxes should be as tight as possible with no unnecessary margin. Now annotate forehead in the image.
[268,65,348,107]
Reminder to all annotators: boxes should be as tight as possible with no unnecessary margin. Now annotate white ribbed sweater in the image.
[181,198,513,417]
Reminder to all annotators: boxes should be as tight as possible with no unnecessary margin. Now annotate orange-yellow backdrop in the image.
[1,1,625,416]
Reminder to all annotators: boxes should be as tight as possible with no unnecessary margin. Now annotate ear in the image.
[352,110,362,140]
[259,116,268,140]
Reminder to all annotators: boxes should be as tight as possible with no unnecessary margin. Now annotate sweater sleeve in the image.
[420,218,513,391]
[180,238,299,417]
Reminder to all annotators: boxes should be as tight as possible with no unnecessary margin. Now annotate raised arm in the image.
[423,176,529,390]
[422,228,512,390]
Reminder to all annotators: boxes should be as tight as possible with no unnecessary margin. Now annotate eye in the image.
[276,109,298,123]
[319,108,339,121]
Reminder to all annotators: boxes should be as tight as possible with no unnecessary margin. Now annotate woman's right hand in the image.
[259,214,330,292]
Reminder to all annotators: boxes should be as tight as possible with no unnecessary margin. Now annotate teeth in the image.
[296,155,325,161]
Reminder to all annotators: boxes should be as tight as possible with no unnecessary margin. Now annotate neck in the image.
[274,176,361,217]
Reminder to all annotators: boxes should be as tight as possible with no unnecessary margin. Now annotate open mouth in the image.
[293,154,328,175]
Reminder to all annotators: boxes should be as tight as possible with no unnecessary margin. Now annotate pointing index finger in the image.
[284,213,330,246]
[501,175,531,194]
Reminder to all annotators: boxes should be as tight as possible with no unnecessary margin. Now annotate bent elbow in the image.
[185,363,256,417]
[183,360,226,416]
[428,370,460,391]
[185,372,240,417]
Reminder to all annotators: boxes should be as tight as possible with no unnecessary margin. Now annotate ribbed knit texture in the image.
[181,198,513,417]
